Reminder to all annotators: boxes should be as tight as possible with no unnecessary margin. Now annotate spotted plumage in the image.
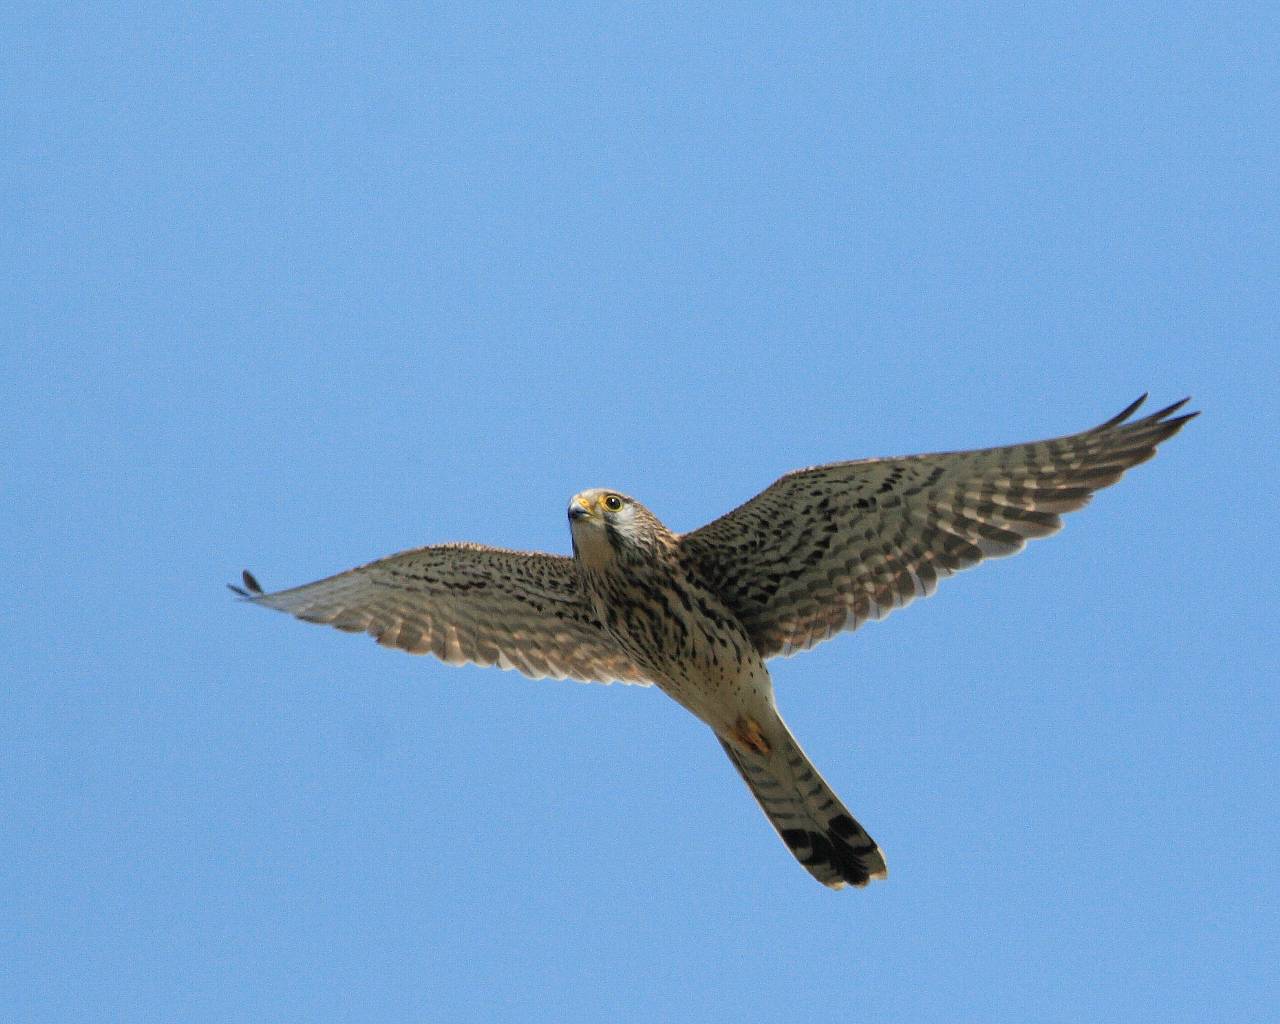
[232,395,1195,889]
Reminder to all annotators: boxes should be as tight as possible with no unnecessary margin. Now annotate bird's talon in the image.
[733,715,772,756]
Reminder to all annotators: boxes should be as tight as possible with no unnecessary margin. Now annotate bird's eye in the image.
[603,494,624,512]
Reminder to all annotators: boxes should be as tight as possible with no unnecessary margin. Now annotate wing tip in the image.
[1106,392,1148,428]
[227,569,264,598]
[1143,395,1196,423]
[1097,394,1198,433]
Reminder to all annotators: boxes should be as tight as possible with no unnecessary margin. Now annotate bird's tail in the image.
[719,713,887,889]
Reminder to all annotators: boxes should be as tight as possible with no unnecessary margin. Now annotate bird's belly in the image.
[596,594,774,733]
[649,658,776,738]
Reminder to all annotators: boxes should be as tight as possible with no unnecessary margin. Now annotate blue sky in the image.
[6,3,1277,1021]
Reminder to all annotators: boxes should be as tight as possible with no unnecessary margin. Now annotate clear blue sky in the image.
[6,4,1277,1022]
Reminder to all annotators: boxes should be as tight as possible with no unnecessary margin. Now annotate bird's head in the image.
[567,489,667,568]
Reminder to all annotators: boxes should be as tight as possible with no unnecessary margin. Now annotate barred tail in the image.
[719,717,887,889]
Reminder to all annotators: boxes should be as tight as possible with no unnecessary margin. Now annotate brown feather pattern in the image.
[234,544,650,684]
[679,396,1196,658]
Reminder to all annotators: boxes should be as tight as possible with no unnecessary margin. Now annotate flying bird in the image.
[231,395,1195,888]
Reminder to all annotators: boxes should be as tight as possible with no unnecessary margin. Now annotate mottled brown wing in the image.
[232,543,650,684]
[680,396,1196,659]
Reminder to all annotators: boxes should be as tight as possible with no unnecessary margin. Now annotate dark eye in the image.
[603,494,623,512]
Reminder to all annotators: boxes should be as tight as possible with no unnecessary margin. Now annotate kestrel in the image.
[232,395,1195,888]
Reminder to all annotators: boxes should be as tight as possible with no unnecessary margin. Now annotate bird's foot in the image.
[731,715,772,756]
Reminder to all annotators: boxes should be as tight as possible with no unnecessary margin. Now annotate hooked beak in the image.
[568,498,592,522]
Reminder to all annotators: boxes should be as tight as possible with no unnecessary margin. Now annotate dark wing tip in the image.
[227,569,264,598]
[1090,394,1148,432]
[1092,394,1198,435]
[1139,398,1199,441]
[1143,396,1195,422]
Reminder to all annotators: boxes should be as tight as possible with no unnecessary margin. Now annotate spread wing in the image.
[680,396,1196,659]
[231,543,650,684]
